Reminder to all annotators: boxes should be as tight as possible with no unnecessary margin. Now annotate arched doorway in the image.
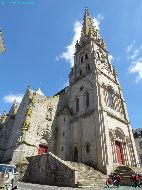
[73,147,78,162]
[38,138,48,155]
[115,141,123,164]
[38,144,48,155]
[115,128,125,164]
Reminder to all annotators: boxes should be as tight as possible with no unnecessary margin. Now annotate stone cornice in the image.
[70,109,94,123]
[100,108,130,125]
[70,70,94,86]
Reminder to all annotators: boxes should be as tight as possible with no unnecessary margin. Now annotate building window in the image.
[140,154,142,163]
[81,56,83,64]
[88,64,90,71]
[85,53,88,60]
[86,144,90,153]
[80,69,82,76]
[107,90,114,109]
[80,86,84,91]
[139,141,142,149]
[86,64,90,72]
[86,92,89,108]
[76,98,79,113]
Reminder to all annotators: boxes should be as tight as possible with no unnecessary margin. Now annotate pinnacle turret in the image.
[26,83,31,96]
[8,100,18,117]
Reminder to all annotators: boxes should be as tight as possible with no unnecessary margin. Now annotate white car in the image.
[0,164,19,190]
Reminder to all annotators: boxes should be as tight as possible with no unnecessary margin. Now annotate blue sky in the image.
[0,0,142,129]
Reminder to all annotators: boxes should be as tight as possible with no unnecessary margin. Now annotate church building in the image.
[0,8,139,174]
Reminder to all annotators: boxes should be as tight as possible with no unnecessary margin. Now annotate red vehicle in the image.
[106,174,122,187]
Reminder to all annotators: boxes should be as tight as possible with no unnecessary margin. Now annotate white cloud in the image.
[57,14,103,67]
[57,21,82,67]
[93,14,104,31]
[129,49,140,60]
[3,94,24,104]
[108,54,114,63]
[126,41,135,53]
[129,58,142,82]
[127,43,142,82]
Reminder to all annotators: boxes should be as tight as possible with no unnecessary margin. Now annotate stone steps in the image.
[113,165,135,186]
[65,161,107,188]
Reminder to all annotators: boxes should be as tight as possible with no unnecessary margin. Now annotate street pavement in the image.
[15,182,142,190]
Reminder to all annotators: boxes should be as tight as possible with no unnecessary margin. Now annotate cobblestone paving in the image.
[16,182,142,190]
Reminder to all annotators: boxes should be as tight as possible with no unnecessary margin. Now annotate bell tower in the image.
[69,8,139,174]
[69,7,112,85]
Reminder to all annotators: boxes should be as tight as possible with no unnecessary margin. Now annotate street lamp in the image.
[0,29,6,53]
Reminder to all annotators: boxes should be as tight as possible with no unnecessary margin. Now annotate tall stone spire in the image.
[81,7,99,38]
[82,7,91,35]
[75,7,102,52]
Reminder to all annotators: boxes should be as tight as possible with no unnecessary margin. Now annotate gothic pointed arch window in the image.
[80,69,82,76]
[76,97,79,113]
[86,144,90,153]
[85,52,88,60]
[86,63,90,72]
[85,92,89,108]
[85,142,90,154]
[80,55,84,64]
[107,88,114,109]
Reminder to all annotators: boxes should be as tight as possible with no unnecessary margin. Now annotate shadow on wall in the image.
[21,152,77,187]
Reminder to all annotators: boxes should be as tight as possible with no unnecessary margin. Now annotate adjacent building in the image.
[0,29,6,53]
[133,128,142,167]
[0,8,139,175]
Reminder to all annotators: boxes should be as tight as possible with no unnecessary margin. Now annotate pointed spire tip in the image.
[85,6,88,11]
[28,83,30,90]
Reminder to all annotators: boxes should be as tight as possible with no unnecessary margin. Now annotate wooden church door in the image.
[38,145,48,155]
[115,141,123,164]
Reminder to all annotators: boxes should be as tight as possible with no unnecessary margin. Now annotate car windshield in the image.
[6,166,14,173]
[0,165,15,173]
[0,165,6,172]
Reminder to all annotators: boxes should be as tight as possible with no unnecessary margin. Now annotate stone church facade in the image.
[0,8,139,174]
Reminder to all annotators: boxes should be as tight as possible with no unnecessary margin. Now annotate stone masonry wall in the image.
[23,152,77,187]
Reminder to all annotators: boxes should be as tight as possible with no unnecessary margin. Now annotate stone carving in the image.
[46,105,52,121]
[17,135,23,144]
[22,121,30,132]
[36,124,51,142]
[29,92,36,104]
[27,106,32,117]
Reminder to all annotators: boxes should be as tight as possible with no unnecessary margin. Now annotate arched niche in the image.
[115,127,125,141]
